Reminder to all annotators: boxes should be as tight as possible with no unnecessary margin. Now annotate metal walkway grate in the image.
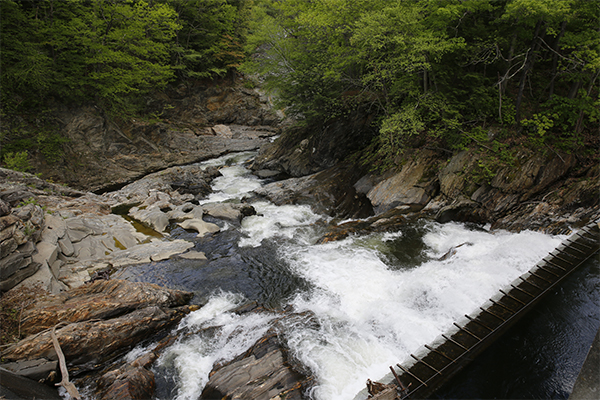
[366,219,600,400]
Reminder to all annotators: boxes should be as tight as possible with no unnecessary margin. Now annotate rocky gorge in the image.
[1,80,598,400]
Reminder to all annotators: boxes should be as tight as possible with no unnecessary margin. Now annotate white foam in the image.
[279,222,565,400]
[156,292,276,400]
[239,201,324,247]
[200,165,263,204]
[154,153,568,400]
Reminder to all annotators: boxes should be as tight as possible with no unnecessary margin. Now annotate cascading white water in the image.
[151,152,567,400]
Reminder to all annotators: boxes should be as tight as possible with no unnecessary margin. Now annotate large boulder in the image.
[254,162,373,219]
[365,152,440,214]
[200,313,315,400]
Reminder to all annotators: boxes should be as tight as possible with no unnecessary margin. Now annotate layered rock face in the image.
[253,137,598,235]
[1,200,45,292]
[200,307,316,400]
[34,81,281,193]
[252,109,377,177]
[1,279,194,399]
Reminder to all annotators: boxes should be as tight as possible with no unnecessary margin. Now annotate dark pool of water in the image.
[116,225,312,310]
[434,257,600,399]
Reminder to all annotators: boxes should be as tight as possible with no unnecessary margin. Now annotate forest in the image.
[1,0,599,171]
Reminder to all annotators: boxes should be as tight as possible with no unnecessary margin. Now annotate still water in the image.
[120,152,599,400]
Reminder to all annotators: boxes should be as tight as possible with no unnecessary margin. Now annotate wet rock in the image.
[254,169,283,179]
[318,207,411,243]
[435,198,489,224]
[97,352,158,400]
[178,250,207,261]
[178,218,220,237]
[202,202,257,222]
[254,163,373,219]
[0,366,62,400]
[201,329,311,400]
[1,358,58,382]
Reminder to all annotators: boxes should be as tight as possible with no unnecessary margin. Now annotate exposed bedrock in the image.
[1,279,195,399]
[31,81,281,193]
[253,128,599,236]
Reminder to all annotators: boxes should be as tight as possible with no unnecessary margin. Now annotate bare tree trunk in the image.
[575,70,600,134]
[568,81,582,99]
[515,21,543,121]
[548,21,567,99]
[501,33,518,97]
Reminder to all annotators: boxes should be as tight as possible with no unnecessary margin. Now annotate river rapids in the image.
[118,152,599,400]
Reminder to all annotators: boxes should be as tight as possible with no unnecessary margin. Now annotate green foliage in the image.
[2,151,32,172]
[36,131,70,164]
[377,106,425,160]
[1,0,181,109]
[169,0,250,79]
[244,0,599,166]
[473,157,498,185]
[522,113,556,147]
[1,0,251,172]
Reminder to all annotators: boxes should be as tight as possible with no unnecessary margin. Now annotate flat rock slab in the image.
[0,367,62,400]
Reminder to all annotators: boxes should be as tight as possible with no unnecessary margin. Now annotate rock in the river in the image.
[0,366,63,400]
[254,162,373,219]
[1,279,193,368]
[201,329,312,400]
[178,218,220,237]
[202,202,257,222]
[97,351,158,400]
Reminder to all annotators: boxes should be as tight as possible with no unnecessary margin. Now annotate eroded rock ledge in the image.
[253,147,599,237]
[1,279,194,399]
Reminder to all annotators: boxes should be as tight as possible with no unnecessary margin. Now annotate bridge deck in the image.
[366,219,600,400]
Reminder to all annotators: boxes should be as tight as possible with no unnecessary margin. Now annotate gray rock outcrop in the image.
[36,83,281,192]
[0,201,45,292]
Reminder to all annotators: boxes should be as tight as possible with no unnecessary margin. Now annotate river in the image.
[120,151,600,400]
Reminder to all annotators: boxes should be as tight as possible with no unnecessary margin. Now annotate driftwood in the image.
[437,242,472,261]
[51,323,81,400]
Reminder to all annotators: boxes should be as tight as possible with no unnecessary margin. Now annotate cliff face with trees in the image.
[1,0,598,200]
[245,0,598,167]
[1,0,252,175]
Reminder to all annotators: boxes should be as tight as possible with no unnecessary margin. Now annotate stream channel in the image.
[116,151,599,400]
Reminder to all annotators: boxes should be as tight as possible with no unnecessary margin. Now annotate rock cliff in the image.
[252,130,598,235]
[33,80,281,192]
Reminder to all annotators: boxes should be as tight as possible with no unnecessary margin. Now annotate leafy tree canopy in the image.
[243,0,599,164]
